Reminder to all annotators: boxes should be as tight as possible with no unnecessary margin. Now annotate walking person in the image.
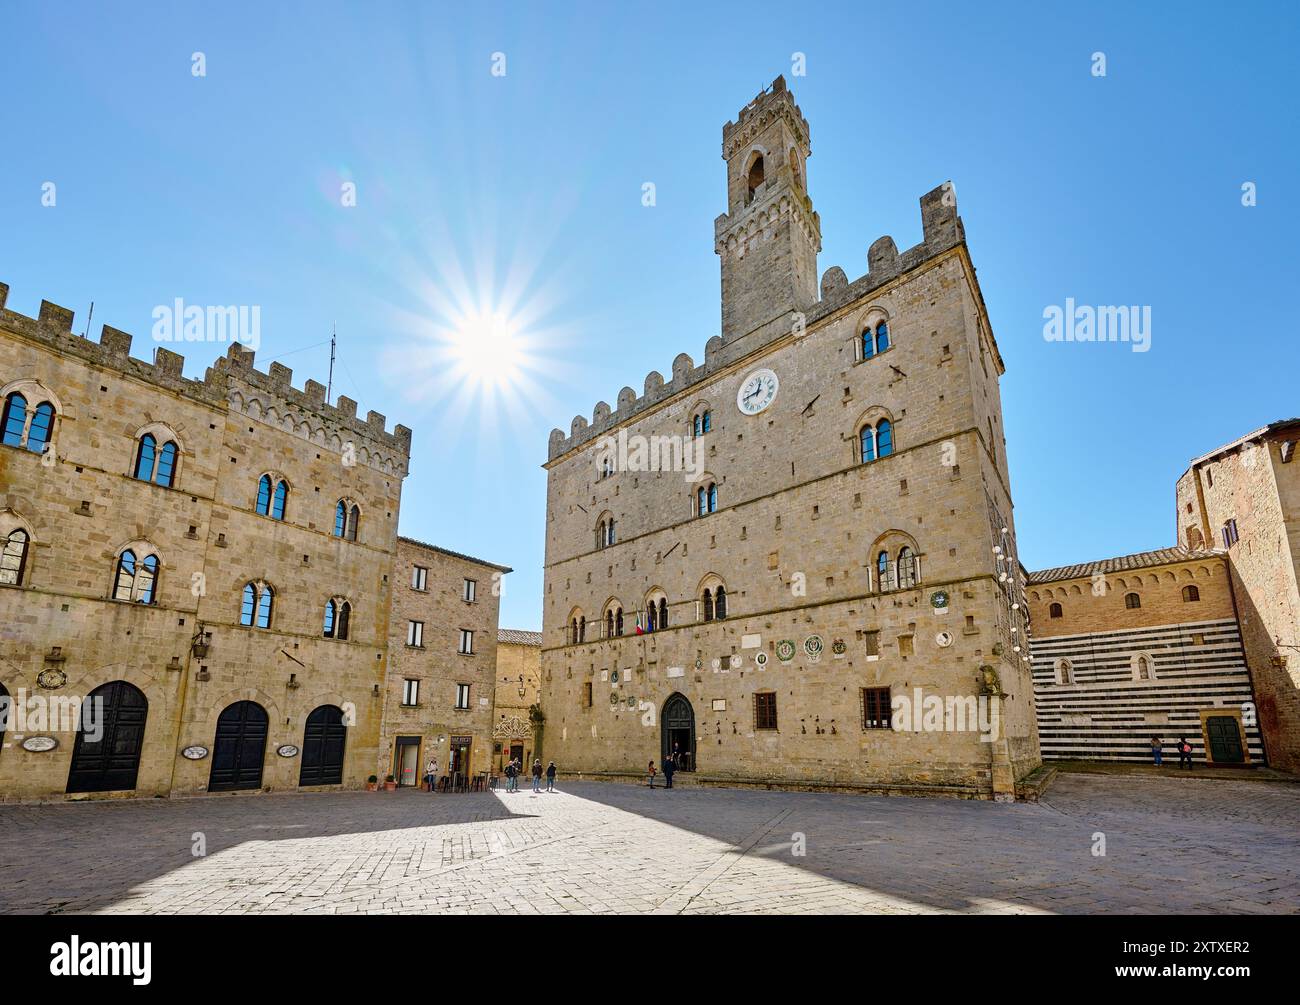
[531,758,543,793]
[504,759,514,793]
[1177,736,1194,770]
[1150,737,1163,767]
[662,752,675,790]
[510,759,520,792]
[647,760,657,789]
[546,760,557,792]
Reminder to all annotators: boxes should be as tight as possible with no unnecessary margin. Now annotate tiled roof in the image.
[397,535,512,573]
[1026,547,1222,585]
[1187,417,1300,470]
[498,629,542,646]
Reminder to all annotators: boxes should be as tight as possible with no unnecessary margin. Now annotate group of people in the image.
[647,745,686,789]
[501,757,557,793]
[1151,736,1195,769]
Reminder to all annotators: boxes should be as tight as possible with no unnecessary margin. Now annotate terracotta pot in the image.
[365,782,378,791]
[384,781,397,791]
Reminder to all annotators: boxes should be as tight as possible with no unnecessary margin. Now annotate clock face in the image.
[737,368,778,415]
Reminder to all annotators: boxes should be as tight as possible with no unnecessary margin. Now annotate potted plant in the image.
[383,774,397,791]
[366,774,379,792]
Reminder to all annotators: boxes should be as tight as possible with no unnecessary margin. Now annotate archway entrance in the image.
[661,692,695,772]
[299,705,347,786]
[209,700,269,792]
[66,680,148,793]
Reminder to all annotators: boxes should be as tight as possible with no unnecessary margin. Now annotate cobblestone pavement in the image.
[1,773,1297,914]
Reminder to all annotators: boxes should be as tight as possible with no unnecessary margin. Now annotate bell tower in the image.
[714,76,822,346]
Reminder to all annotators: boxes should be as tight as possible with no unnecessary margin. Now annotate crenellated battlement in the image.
[0,283,412,473]
[545,181,969,463]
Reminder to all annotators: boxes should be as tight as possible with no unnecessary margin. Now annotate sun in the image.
[445,307,525,392]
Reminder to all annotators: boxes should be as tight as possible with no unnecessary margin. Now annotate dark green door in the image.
[209,700,269,791]
[1206,716,1244,764]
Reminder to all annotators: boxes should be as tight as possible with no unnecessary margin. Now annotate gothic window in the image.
[714,586,727,619]
[617,608,625,635]
[702,589,713,622]
[897,546,918,588]
[693,414,702,437]
[335,501,360,540]
[860,419,895,463]
[1182,585,1200,603]
[862,327,876,361]
[256,475,289,519]
[746,154,765,203]
[1055,658,1073,685]
[877,550,890,591]
[702,410,712,433]
[1,529,30,586]
[324,599,352,640]
[1049,602,1063,619]
[240,582,274,629]
[875,322,890,353]
[133,431,180,485]
[647,602,657,632]
[2,389,59,454]
[112,549,159,604]
[697,483,718,516]
[0,392,26,447]
[1125,592,1141,610]
[323,599,335,637]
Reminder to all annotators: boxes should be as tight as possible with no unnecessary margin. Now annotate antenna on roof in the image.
[327,322,336,403]
[82,301,94,339]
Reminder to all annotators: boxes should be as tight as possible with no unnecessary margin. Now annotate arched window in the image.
[1,392,27,447]
[272,480,288,520]
[257,476,288,519]
[1049,602,1063,619]
[1,528,30,586]
[133,434,156,481]
[658,597,668,628]
[334,500,346,537]
[1134,654,1153,681]
[112,549,159,604]
[155,440,178,487]
[1055,658,1073,685]
[578,616,586,643]
[897,546,917,588]
[877,550,890,590]
[697,483,718,516]
[860,419,894,463]
[875,322,890,353]
[693,414,702,437]
[323,599,350,639]
[1124,592,1141,609]
[702,411,711,433]
[1182,585,1200,603]
[27,402,55,455]
[241,582,273,629]
[877,419,893,458]
[347,504,360,541]
[616,608,624,635]
[569,617,579,645]
[702,588,714,622]
[746,154,765,202]
[647,601,657,632]
[862,327,876,361]
[714,586,727,619]
[606,610,614,637]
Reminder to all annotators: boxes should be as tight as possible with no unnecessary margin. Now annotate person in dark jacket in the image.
[1177,736,1194,770]
[662,753,675,789]
[531,758,543,792]
[545,760,557,792]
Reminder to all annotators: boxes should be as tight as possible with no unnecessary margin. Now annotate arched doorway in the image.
[299,705,346,786]
[209,700,269,792]
[661,692,695,772]
[66,680,148,793]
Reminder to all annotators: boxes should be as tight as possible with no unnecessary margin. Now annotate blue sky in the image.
[2,1,1297,630]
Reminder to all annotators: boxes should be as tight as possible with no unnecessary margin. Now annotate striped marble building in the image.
[1026,548,1264,765]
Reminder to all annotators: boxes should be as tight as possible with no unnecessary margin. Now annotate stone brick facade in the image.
[538,78,1039,800]
[1027,549,1264,763]
[1175,420,1300,770]
[491,629,541,772]
[0,284,501,801]
[379,538,508,787]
